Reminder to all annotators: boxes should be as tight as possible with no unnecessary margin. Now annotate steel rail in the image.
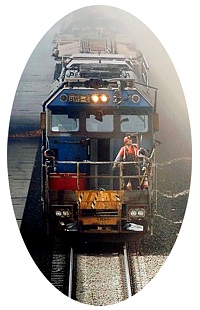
[123,243,132,298]
[67,247,74,298]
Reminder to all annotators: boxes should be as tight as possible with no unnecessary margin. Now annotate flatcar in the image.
[40,37,159,241]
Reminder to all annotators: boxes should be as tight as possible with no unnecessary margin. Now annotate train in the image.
[40,34,159,242]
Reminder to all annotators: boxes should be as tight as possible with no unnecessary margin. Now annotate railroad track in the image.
[50,236,71,295]
[49,238,148,305]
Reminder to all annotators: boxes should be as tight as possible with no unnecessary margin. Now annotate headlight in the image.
[128,208,146,218]
[100,94,109,103]
[55,210,62,217]
[55,209,71,218]
[91,94,99,103]
[90,93,109,103]
[63,209,71,218]
[129,209,137,218]
[138,210,145,217]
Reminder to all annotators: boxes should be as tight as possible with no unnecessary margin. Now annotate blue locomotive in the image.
[41,38,159,241]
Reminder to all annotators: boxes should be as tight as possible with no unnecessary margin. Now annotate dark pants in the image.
[123,163,138,189]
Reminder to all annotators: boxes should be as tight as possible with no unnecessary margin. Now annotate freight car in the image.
[40,37,159,241]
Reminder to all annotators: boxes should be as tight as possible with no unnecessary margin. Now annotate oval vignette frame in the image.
[3,2,198,310]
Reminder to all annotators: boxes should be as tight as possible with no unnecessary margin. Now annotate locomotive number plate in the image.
[68,94,89,103]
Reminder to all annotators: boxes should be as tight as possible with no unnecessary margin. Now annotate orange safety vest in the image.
[117,144,138,161]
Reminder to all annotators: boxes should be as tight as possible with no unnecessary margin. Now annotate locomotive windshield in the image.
[51,114,79,132]
[120,115,148,132]
[51,112,149,133]
[86,114,113,132]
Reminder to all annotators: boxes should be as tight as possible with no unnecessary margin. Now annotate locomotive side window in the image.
[51,114,79,132]
[120,115,148,132]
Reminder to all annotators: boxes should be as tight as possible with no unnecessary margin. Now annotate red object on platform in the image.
[49,173,86,190]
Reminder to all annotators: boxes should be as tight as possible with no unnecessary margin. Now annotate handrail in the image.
[55,160,144,165]
[48,160,152,190]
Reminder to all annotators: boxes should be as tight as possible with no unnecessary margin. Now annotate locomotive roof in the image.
[65,58,133,67]
[68,53,128,60]
[63,53,132,65]
[64,54,136,73]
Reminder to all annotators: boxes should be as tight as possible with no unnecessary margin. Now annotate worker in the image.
[113,136,139,189]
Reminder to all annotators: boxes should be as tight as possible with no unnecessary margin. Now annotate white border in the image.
[1,1,199,309]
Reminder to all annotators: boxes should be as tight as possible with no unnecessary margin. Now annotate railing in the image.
[49,160,152,190]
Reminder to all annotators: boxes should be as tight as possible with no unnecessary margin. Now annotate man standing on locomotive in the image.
[113,136,139,190]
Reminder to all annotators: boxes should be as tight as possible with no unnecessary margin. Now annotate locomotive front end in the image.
[41,51,159,241]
